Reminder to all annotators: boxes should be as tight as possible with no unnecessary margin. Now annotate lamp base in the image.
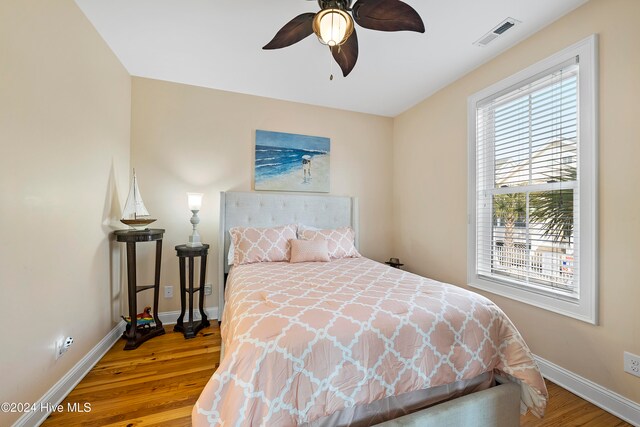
[187,209,202,247]
[187,234,202,247]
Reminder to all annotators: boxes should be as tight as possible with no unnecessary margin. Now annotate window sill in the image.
[468,275,596,324]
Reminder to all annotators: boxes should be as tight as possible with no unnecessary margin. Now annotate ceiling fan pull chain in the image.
[329,49,334,81]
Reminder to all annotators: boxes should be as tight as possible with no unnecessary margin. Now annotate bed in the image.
[193,191,547,426]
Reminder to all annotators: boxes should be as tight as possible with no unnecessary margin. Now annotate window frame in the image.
[467,35,599,324]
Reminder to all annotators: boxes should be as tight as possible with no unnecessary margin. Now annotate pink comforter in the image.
[193,258,547,426]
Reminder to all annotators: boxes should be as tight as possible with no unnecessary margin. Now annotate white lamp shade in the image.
[313,9,354,47]
[187,192,203,211]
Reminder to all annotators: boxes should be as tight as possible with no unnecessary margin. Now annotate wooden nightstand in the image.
[174,244,211,339]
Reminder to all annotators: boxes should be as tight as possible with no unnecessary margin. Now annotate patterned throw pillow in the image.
[299,227,360,260]
[289,239,331,263]
[230,224,297,266]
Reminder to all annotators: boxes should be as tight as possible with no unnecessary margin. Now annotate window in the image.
[467,36,598,324]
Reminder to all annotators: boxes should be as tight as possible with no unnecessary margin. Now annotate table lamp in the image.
[187,193,203,247]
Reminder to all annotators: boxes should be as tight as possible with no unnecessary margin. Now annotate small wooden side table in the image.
[174,244,211,339]
[114,229,166,350]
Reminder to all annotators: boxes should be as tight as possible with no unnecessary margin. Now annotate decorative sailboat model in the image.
[120,170,156,230]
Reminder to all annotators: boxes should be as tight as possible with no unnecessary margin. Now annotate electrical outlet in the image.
[55,336,74,359]
[624,352,640,378]
[204,284,212,296]
[164,285,173,298]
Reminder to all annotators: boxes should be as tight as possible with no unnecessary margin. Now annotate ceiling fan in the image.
[263,0,425,77]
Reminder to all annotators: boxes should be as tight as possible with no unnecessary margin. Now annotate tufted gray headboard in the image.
[218,191,359,320]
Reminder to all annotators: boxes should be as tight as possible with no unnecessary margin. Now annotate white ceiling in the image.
[75,0,587,117]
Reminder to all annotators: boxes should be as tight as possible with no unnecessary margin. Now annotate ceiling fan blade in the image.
[331,29,359,77]
[352,0,425,33]
[263,13,316,50]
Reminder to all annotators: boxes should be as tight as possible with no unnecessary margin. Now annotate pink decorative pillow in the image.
[290,239,331,263]
[230,224,297,266]
[299,227,360,260]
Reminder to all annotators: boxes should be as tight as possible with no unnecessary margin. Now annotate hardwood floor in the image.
[43,324,631,426]
[43,326,221,427]
[521,381,631,426]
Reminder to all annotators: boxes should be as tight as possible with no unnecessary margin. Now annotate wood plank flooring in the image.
[43,324,631,426]
[43,326,220,427]
[521,380,632,427]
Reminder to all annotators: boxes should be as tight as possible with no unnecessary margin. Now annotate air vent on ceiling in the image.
[474,17,520,47]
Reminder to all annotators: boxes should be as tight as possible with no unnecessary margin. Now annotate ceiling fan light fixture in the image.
[312,8,354,47]
[264,0,425,78]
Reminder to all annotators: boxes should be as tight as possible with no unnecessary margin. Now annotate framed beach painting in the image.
[254,130,330,193]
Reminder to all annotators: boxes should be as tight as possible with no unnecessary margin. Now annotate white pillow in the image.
[297,223,321,239]
[227,231,234,265]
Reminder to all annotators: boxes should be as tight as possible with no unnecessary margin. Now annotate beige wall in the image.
[393,0,640,403]
[4,0,637,420]
[130,77,394,313]
[0,1,131,424]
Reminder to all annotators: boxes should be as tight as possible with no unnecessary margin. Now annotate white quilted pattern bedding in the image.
[193,257,547,426]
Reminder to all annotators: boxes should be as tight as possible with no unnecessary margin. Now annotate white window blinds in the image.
[475,57,580,297]
[468,36,597,323]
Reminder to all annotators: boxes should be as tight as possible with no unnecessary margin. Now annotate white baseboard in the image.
[158,306,218,325]
[12,306,219,427]
[534,355,640,426]
[12,320,127,427]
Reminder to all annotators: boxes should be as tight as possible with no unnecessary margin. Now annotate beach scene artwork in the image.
[254,130,330,193]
